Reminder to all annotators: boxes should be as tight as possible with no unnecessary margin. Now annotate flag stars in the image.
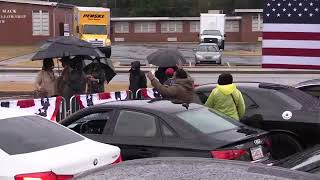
[266,13,270,17]
[283,8,286,11]
[277,13,281,17]
[298,13,302,17]
[316,8,319,12]
[310,2,313,6]
[272,8,276,12]
[287,13,291,17]
[299,2,303,6]
[277,3,281,6]
[288,3,292,6]
[293,8,297,11]
[304,8,308,11]
[309,13,313,17]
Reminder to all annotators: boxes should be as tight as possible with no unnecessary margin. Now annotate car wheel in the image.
[269,133,303,160]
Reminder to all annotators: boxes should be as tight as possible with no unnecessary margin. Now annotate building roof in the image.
[75,6,110,12]
[0,0,74,8]
[234,9,263,13]
[111,16,242,21]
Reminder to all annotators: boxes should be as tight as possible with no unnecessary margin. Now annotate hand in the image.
[147,71,155,81]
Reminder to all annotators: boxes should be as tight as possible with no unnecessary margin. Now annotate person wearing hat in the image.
[205,73,245,120]
[163,68,176,86]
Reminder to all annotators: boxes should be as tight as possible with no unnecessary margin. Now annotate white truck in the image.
[199,13,226,50]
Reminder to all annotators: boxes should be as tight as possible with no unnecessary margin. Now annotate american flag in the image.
[262,0,320,69]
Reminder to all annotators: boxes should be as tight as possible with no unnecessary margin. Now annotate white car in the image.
[0,108,122,179]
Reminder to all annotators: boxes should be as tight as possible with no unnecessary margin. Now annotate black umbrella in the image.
[147,49,187,67]
[83,58,116,83]
[31,36,104,60]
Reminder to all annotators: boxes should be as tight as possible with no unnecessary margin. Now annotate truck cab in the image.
[74,7,112,58]
[200,30,225,50]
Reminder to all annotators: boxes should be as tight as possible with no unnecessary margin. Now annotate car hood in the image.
[0,139,120,177]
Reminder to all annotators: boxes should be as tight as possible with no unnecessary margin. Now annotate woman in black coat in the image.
[129,61,147,99]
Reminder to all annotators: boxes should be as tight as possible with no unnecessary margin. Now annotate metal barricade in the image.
[69,90,132,115]
[0,96,66,122]
[136,88,161,100]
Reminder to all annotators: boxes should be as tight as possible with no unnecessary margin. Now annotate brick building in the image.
[0,0,74,45]
[110,9,263,43]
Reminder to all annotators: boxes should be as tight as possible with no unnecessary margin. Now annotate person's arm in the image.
[205,89,216,108]
[35,71,43,90]
[237,91,246,119]
[141,73,147,88]
[150,78,177,98]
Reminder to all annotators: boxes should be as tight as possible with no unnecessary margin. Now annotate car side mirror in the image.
[76,26,80,33]
[224,34,226,37]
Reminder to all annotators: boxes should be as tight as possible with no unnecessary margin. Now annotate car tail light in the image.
[15,172,73,180]
[211,149,247,160]
[112,154,123,164]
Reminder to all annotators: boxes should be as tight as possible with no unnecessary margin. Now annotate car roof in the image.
[295,79,320,88]
[75,157,320,180]
[0,107,34,120]
[98,100,203,114]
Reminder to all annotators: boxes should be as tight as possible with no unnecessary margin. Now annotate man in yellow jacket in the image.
[205,73,245,120]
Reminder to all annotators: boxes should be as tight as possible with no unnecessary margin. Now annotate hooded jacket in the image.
[129,61,147,96]
[151,77,194,104]
[205,84,245,120]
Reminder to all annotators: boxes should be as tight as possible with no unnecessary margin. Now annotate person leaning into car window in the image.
[147,68,194,104]
[205,73,245,120]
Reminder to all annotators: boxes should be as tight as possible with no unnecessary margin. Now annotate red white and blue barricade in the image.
[136,88,162,100]
[70,90,131,114]
[0,96,65,122]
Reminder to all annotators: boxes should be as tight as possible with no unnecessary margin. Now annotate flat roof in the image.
[0,0,74,8]
[234,9,263,13]
[111,16,242,21]
[75,6,110,12]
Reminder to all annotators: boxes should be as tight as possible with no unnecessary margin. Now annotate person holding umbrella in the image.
[84,58,106,94]
[35,58,57,98]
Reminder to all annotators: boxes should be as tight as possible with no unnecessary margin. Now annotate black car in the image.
[61,100,271,162]
[75,158,320,180]
[295,79,320,99]
[194,82,320,159]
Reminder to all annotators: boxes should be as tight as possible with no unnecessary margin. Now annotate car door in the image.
[105,109,162,160]
[65,109,115,143]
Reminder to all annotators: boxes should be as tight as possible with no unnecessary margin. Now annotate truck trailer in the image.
[74,7,112,58]
[199,13,226,50]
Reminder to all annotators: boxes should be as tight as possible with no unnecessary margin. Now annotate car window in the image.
[176,108,238,134]
[0,116,84,155]
[299,85,320,99]
[67,112,111,134]
[161,123,176,137]
[242,93,257,109]
[198,45,218,52]
[114,110,157,137]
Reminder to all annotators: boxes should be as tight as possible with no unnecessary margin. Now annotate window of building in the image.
[252,13,263,32]
[161,21,183,33]
[115,22,129,33]
[190,21,200,32]
[225,20,240,32]
[113,110,157,137]
[32,10,49,36]
[134,22,156,33]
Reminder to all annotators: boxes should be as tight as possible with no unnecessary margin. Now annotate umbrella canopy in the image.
[31,36,104,60]
[147,49,187,67]
[83,58,116,83]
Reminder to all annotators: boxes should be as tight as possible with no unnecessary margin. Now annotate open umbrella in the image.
[147,49,187,67]
[31,36,104,60]
[83,57,116,83]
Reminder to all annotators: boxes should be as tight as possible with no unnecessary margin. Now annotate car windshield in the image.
[198,45,219,52]
[0,115,84,155]
[202,30,221,36]
[176,108,238,134]
[83,25,107,35]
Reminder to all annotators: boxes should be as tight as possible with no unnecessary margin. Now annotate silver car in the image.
[194,43,222,65]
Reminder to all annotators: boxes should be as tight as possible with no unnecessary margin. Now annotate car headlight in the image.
[196,54,204,60]
[105,39,111,46]
[213,55,221,58]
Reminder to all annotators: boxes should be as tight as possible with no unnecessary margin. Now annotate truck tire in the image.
[269,133,303,160]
